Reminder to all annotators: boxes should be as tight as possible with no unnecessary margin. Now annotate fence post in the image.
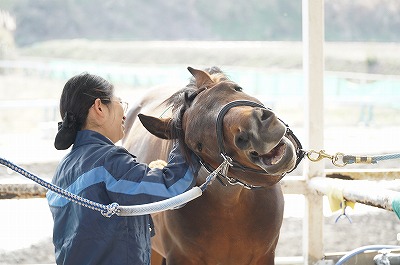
[302,0,325,264]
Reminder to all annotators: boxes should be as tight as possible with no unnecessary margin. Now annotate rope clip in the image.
[307,149,347,167]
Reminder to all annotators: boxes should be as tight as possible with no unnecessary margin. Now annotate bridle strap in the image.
[198,157,265,190]
[283,127,306,173]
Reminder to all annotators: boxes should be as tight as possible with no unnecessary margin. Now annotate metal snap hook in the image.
[307,150,348,167]
[220,153,233,166]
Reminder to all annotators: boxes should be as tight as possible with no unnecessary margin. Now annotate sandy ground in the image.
[1,198,399,264]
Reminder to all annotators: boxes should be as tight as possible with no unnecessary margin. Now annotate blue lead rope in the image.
[0,157,119,217]
[307,150,400,167]
[0,156,223,218]
[343,152,400,165]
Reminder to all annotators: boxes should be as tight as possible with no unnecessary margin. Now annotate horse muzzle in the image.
[248,136,297,175]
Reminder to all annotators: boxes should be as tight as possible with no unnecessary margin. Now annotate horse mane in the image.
[164,66,230,166]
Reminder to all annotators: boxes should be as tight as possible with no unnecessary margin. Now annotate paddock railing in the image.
[4,169,398,200]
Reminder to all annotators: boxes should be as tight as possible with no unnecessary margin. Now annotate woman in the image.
[47,72,199,265]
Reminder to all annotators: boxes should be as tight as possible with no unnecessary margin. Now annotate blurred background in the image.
[1,0,400,264]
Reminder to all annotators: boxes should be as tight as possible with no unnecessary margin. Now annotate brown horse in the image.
[122,66,303,265]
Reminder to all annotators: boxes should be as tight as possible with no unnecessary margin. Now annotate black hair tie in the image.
[54,112,78,150]
[58,112,77,131]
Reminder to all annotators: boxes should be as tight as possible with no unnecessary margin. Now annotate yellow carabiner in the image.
[306,150,332,162]
[307,150,347,167]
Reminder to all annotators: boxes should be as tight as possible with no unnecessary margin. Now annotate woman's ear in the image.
[93,98,105,116]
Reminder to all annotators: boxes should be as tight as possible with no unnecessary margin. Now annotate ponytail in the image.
[54,112,78,150]
[54,73,114,150]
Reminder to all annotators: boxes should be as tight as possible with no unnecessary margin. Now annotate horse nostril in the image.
[235,131,250,149]
[250,151,259,158]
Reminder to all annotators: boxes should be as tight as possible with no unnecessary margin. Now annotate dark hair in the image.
[54,72,114,150]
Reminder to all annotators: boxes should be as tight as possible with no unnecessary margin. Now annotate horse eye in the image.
[234,86,243,92]
[196,142,203,152]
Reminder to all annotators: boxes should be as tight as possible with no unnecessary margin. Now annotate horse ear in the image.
[187,67,214,89]
[138,114,175,139]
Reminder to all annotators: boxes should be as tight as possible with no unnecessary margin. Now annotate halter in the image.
[200,100,305,189]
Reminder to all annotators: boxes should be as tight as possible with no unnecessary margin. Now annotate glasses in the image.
[115,99,129,113]
[83,93,128,113]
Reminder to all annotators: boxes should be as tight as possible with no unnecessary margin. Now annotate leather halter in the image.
[200,100,305,189]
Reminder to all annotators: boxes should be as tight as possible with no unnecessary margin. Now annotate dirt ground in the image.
[0,199,399,264]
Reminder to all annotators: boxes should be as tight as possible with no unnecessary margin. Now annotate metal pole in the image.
[302,0,325,264]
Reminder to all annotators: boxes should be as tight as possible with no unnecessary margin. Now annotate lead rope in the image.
[0,155,233,218]
[306,149,400,167]
[343,152,400,165]
[0,157,118,217]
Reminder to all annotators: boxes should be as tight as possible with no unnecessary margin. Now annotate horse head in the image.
[138,66,302,187]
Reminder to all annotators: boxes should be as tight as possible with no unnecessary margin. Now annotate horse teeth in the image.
[271,143,286,165]
[271,155,283,165]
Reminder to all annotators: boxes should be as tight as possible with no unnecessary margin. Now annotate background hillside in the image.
[1,0,400,46]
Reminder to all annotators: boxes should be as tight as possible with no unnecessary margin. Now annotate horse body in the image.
[122,67,299,265]
[151,183,284,265]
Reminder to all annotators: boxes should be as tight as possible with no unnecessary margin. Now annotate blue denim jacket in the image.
[47,130,196,265]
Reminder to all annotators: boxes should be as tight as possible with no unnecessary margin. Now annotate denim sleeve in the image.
[103,143,199,205]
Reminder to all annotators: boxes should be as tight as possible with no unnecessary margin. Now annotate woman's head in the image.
[55,72,127,150]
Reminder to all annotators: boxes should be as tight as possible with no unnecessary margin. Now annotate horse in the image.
[122,66,303,265]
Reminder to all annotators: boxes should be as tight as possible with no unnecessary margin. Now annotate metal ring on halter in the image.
[220,153,233,167]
